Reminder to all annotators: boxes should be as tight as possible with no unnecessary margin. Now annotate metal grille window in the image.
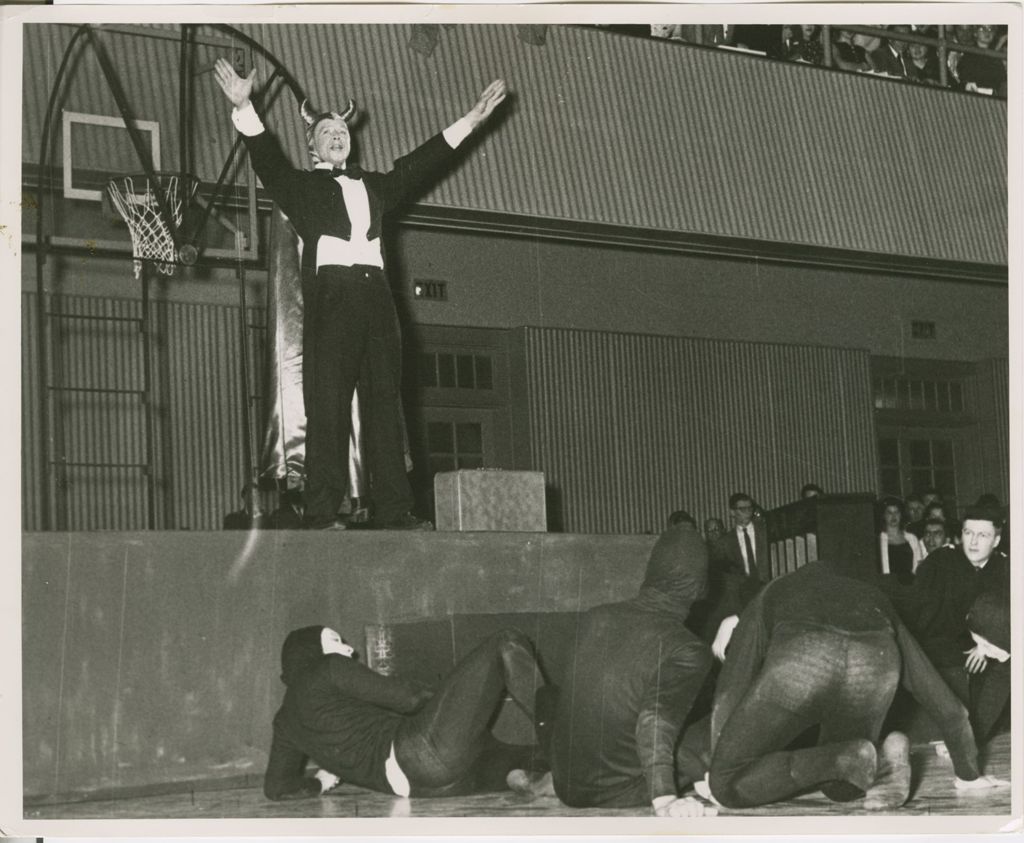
[877,436,958,503]
[418,352,493,390]
[427,421,484,475]
[872,376,965,413]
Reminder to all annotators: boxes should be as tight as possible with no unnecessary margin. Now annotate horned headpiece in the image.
[300,97,358,145]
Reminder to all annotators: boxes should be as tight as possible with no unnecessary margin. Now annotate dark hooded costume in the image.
[708,562,981,808]
[264,625,545,801]
[549,523,713,808]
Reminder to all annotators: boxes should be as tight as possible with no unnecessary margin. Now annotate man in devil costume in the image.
[215,58,507,529]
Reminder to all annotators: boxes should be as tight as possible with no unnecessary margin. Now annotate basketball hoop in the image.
[106,172,200,279]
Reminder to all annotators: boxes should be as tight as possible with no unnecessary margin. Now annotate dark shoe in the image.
[376,513,434,531]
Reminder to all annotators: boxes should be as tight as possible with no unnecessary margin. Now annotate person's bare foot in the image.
[864,731,911,810]
[506,769,555,798]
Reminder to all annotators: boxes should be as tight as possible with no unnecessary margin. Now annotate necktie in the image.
[742,526,758,578]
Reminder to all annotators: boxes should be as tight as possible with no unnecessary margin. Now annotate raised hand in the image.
[465,79,508,130]
[214,57,256,109]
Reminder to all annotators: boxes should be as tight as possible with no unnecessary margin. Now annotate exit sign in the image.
[413,279,448,301]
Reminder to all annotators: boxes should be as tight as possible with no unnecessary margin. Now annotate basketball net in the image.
[107,174,199,280]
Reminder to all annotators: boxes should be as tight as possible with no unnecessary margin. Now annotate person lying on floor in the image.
[264,625,546,800]
[702,561,1007,811]
[541,520,716,816]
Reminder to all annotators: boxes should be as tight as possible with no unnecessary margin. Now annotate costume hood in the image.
[634,523,708,616]
[280,625,325,686]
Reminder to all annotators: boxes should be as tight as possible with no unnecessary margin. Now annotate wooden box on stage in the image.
[433,469,547,532]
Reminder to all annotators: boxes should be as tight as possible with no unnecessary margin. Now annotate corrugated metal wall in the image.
[23,23,1006,267]
[21,292,266,531]
[520,326,877,533]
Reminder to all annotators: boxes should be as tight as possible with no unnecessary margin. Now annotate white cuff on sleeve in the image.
[442,117,473,149]
[231,102,266,137]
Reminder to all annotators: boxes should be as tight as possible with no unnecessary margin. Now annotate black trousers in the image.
[395,630,545,794]
[302,265,412,526]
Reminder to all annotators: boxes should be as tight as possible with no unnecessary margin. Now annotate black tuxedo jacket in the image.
[241,125,458,274]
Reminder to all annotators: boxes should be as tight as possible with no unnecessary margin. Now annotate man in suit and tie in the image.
[707,492,769,660]
[870,25,912,77]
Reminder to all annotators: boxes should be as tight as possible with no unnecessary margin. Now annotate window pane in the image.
[911,469,932,492]
[456,355,475,389]
[924,380,938,411]
[883,378,897,409]
[457,455,483,470]
[475,355,493,390]
[438,354,456,388]
[909,440,931,467]
[417,353,437,388]
[456,422,482,454]
[938,382,951,413]
[934,470,956,497]
[932,440,954,465]
[950,382,964,412]
[429,456,456,476]
[878,438,899,466]
[427,422,454,454]
[880,468,901,497]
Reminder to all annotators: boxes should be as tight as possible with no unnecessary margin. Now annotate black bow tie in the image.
[321,165,364,180]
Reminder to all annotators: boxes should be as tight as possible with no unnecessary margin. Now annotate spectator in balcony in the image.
[879,497,925,585]
[958,25,1006,94]
[786,24,824,65]
[946,23,977,85]
[853,26,884,56]
[870,25,912,77]
[907,38,944,85]
[833,28,874,72]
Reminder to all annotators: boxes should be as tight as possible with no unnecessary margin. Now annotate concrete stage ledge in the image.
[22,529,656,802]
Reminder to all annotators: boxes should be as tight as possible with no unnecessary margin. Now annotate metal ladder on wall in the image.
[41,273,158,531]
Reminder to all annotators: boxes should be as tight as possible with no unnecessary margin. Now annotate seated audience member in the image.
[650,24,688,42]
[879,497,925,585]
[870,25,912,76]
[906,39,943,85]
[547,522,715,816]
[833,28,874,71]
[703,517,726,544]
[786,24,824,65]
[904,507,1009,742]
[801,483,825,499]
[269,487,305,530]
[958,25,1006,94]
[264,625,546,800]
[904,494,926,530]
[921,517,951,558]
[909,499,945,540]
[223,483,266,530]
[974,493,1008,554]
[704,562,1006,810]
[963,588,1011,746]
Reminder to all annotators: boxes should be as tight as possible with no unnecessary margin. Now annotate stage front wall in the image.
[22,529,654,801]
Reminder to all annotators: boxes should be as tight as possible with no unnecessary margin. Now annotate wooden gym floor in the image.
[26,732,1012,819]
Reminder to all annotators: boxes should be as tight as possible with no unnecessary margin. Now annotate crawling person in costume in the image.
[702,561,1008,811]
[264,625,546,800]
